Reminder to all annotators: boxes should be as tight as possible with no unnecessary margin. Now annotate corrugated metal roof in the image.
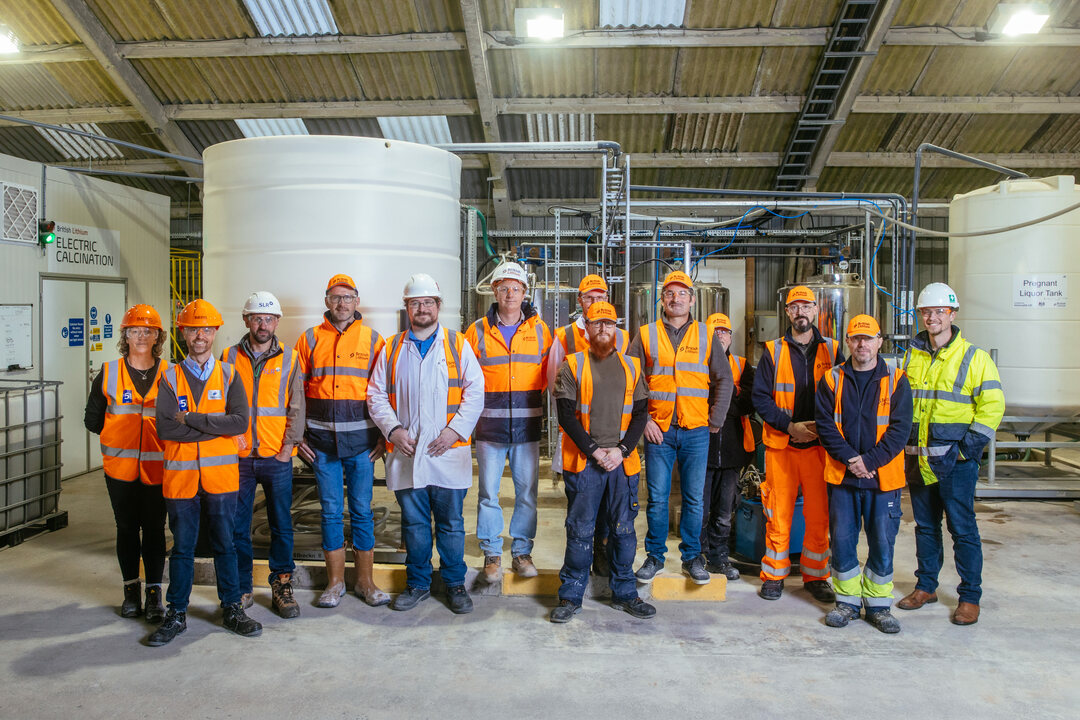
[1023,115,1080,153]
[132,58,216,104]
[506,168,599,200]
[524,113,595,142]
[0,64,76,109]
[460,168,488,199]
[0,0,80,45]
[669,113,742,152]
[735,113,795,152]
[953,113,1049,153]
[861,46,934,95]
[818,166,914,195]
[881,113,971,152]
[751,47,821,95]
[333,0,462,34]
[595,114,669,153]
[241,0,339,37]
[269,54,366,101]
[0,126,66,164]
[447,115,484,142]
[177,120,244,153]
[350,51,473,100]
[913,47,1019,96]
[46,61,127,105]
[685,1,775,28]
[675,48,761,95]
[482,0,596,33]
[35,123,124,160]
[599,0,686,28]
[596,49,678,95]
[377,116,453,144]
[236,118,309,137]
[90,0,257,41]
[834,113,895,152]
[990,47,1080,95]
[304,117,382,137]
[97,121,169,157]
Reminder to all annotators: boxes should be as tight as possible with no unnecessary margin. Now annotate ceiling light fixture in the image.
[515,8,564,41]
[0,25,20,54]
[986,2,1050,36]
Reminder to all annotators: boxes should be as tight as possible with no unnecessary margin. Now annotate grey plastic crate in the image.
[1,379,64,541]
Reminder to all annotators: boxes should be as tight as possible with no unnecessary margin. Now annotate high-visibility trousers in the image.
[760,445,831,582]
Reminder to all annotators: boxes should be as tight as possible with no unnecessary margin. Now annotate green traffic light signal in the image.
[38,219,55,245]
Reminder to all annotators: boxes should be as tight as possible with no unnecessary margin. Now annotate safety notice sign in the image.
[66,318,84,347]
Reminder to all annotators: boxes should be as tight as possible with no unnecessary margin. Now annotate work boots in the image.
[483,555,502,583]
[352,549,390,606]
[144,585,165,624]
[146,609,186,647]
[315,548,347,608]
[121,581,142,618]
[271,573,301,619]
[222,602,263,637]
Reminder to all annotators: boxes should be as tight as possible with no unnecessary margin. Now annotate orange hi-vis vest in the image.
[99,359,168,485]
[762,336,839,449]
[222,343,299,458]
[640,320,711,431]
[296,315,384,452]
[383,328,470,453]
[160,361,241,499]
[822,366,906,491]
[728,354,757,454]
[561,351,642,475]
[466,311,552,444]
[555,322,630,355]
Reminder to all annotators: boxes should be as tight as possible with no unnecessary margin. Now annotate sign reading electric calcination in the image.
[47,223,118,275]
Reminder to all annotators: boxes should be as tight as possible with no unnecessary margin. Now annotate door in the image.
[41,277,127,479]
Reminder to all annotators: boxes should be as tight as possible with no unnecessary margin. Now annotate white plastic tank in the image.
[949,174,1080,416]
[202,136,462,351]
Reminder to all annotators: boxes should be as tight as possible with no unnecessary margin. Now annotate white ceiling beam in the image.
[851,95,1080,114]
[119,33,465,59]
[885,27,1080,47]
[49,159,182,173]
[165,100,478,120]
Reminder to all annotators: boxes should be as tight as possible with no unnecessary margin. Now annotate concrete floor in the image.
[1,468,1078,720]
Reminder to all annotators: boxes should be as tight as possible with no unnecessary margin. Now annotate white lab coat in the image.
[367,325,485,492]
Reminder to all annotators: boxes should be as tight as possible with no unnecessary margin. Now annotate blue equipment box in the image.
[732,496,805,564]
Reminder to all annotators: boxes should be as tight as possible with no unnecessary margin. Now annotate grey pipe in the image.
[434,141,621,158]
[52,166,202,183]
[0,113,204,165]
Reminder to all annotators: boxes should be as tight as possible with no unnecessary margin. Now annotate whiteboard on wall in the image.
[0,304,33,371]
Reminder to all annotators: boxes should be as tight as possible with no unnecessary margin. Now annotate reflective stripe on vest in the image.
[224,344,297,458]
[385,328,470,451]
[160,362,240,499]
[728,353,757,454]
[761,336,838,449]
[297,319,382,438]
[561,351,641,475]
[822,366,905,491]
[99,359,167,485]
[641,321,711,431]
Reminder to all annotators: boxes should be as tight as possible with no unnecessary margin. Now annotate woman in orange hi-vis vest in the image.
[84,304,169,624]
[751,286,842,604]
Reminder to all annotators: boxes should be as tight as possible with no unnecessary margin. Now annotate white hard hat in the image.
[491,261,529,290]
[242,291,283,316]
[403,273,443,300]
[916,282,959,310]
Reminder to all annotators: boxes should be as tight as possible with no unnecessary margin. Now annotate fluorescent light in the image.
[515,8,564,40]
[0,25,19,54]
[987,3,1050,36]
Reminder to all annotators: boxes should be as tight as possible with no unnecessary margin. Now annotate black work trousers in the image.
[105,475,167,583]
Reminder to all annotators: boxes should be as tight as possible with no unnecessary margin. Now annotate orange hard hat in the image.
[707,313,732,332]
[121,304,162,330]
[578,274,608,294]
[326,273,357,293]
[786,285,816,305]
[585,301,617,323]
[846,314,881,337]
[176,299,223,328]
[662,270,693,290]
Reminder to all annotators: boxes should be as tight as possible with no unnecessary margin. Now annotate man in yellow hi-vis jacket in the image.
[898,283,1004,627]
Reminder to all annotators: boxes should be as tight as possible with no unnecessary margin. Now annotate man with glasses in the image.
[628,271,733,586]
[752,286,841,602]
[295,274,390,609]
[898,283,1003,626]
[466,261,553,583]
[548,274,631,575]
[222,291,305,620]
[815,315,912,633]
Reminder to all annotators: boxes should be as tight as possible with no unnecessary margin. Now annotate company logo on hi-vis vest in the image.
[122,389,133,404]
[879,393,890,411]
[208,389,222,400]
[178,396,189,411]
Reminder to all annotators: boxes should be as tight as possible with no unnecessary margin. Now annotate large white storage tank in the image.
[202,136,462,350]
[949,175,1080,416]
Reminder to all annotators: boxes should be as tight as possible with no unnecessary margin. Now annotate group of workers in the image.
[84,261,1003,645]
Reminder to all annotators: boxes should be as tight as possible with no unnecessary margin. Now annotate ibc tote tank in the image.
[948,175,1080,416]
[202,136,463,351]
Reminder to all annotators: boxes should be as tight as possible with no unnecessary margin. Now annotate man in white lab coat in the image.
[367,274,485,614]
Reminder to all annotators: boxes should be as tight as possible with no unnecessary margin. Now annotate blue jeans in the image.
[475,440,539,557]
[643,425,710,562]
[829,484,902,610]
[234,456,296,594]
[312,446,375,552]
[395,486,468,590]
[165,489,240,612]
[558,464,640,604]
[909,458,983,604]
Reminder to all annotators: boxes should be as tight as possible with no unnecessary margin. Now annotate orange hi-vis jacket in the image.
[640,320,712,431]
[222,343,299,458]
[295,313,384,455]
[160,362,240,499]
[99,359,168,485]
[821,365,907,491]
[761,336,839,449]
[728,354,757,454]
[555,322,630,355]
[561,351,642,475]
[383,328,471,452]
[466,305,552,444]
